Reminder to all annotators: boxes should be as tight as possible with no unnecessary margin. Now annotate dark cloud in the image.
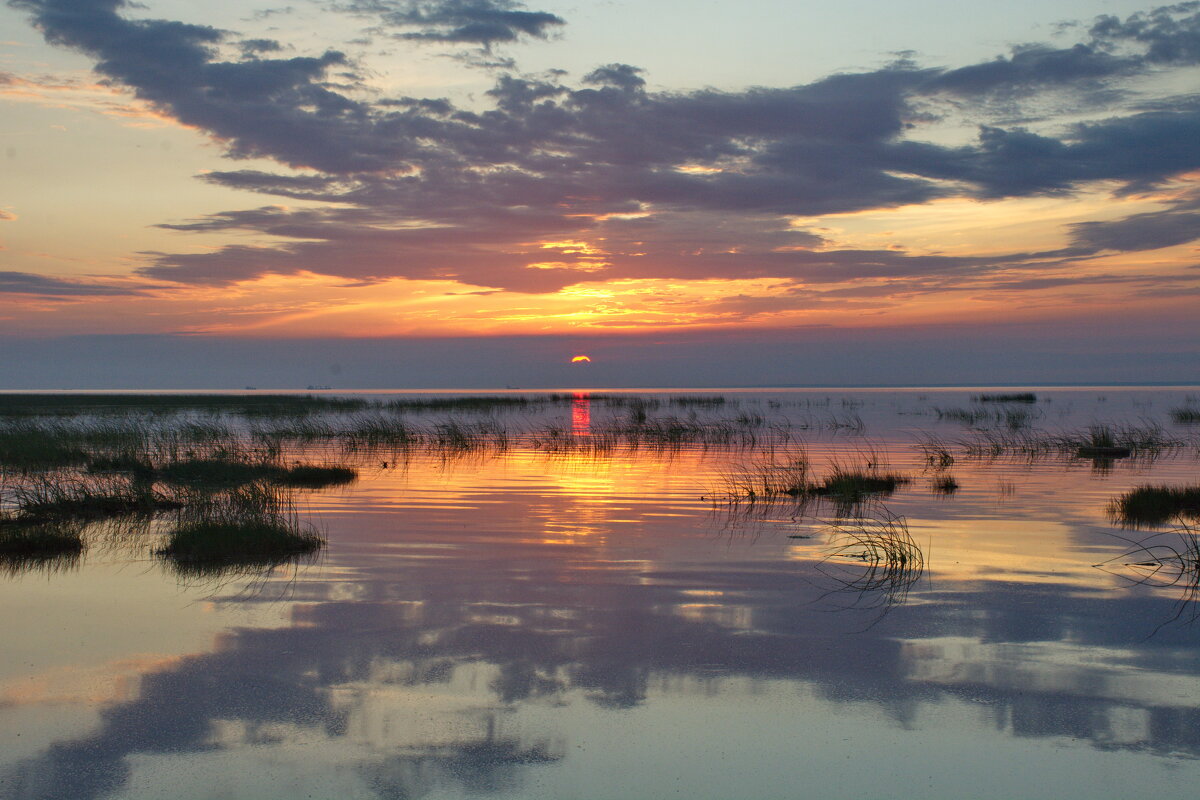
[9,1,1200,295]
[0,270,144,296]
[351,0,564,46]
[1070,194,1200,252]
[925,43,1140,97]
[924,3,1200,97]
[1088,2,1200,65]
[8,0,402,172]
[237,37,283,57]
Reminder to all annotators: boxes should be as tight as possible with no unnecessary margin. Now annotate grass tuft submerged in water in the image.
[1110,486,1200,527]
[156,485,324,567]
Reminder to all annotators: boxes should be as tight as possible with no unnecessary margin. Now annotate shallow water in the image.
[2,387,1200,799]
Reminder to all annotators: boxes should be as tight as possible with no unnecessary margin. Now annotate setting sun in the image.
[571,355,592,363]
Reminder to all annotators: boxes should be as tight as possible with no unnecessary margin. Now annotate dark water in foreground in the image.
[2,387,1200,799]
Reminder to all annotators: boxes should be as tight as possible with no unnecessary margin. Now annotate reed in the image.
[1110,486,1200,527]
[1170,407,1200,424]
[815,508,924,617]
[13,475,180,522]
[156,484,324,566]
[0,520,84,575]
[975,393,1037,403]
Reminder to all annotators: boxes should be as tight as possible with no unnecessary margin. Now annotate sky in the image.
[1,0,1198,388]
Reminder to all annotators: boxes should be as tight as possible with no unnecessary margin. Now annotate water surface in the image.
[3,388,1200,799]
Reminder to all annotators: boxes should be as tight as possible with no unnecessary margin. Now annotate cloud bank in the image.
[6,0,1200,313]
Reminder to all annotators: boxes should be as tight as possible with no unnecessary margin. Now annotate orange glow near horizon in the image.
[571,355,591,363]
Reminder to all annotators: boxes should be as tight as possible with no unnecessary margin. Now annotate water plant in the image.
[1171,407,1200,424]
[0,520,84,575]
[1110,486,1200,527]
[12,474,180,522]
[814,507,924,620]
[975,393,1037,403]
[932,475,960,494]
[156,484,324,568]
[1095,521,1200,630]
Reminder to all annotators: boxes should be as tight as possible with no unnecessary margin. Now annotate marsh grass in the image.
[156,457,357,489]
[0,393,371,417]
[0,520,84,575]
[719,451,908,514]
[954,421,1184,461]
[917,437,955,468]
[1096,522,1200,630]
[12,475,181,522]
[0,427,89,469]
[275,465,357,488]
[814,508,924,620]
[933,406,1039,430]
[156,484,324,569]
[811,465,909,513]
[721,453,812,500]
[975,393,1037,403]
[932,475,960,494]
[1110,486,1200,527]
[1171,407,1200,424]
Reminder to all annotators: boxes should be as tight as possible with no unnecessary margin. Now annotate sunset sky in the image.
[2,0,1199,387]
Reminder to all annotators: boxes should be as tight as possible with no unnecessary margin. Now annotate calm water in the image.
[3,388,1200,799]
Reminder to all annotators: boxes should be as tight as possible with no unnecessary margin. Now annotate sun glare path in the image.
[571,355,591,363]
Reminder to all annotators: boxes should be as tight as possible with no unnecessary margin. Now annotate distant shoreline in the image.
[1,383,1198,394]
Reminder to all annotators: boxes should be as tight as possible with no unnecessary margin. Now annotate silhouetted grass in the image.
[956,422,1183,460]
[157,457,358,489]
[13,476,181,522]
[721,455,812,500]
[0,520,84,556]
[667,396,729,408]
[975,393,1037,403]
[0,521,84,575]
[276,465,357,488]
[934,406,1038,430]
[812,467,909,508]
[1110,486,1200,527]
[932,475,960,494]
[1075,425,1132,458]
[815,508,924,620]
[156,485,324,567]
[917,437,955,468]
[157,458,278,488]
[934,407,991,425]
[1171,407,1200,424]
[0,427,89,468]
[0,393,371,417]
[719,454,907,513]
[1095,521,1200,630]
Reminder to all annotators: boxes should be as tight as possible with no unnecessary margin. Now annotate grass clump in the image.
[932,476,960,494]
[1170,407,1200,424]
[1075,425,1131,459]
[156,485,324,567]
[157,458,275,488]
[815,508,924,619]
[0,426,89,469]
[1095,521,1200,630]
[0,521,84,556]
[14,476,180,522]
[156,457,358,489]
[0,521,84,575]
[276,465,357,488]
[975,393,1037,403]
[1110,486,1200,527]
[811,468,909,506]
[0,393,371,417]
